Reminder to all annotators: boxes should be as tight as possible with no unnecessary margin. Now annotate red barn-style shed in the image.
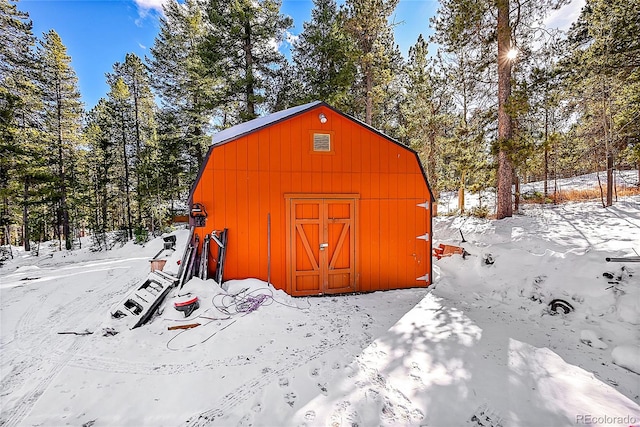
[189,101,433,296]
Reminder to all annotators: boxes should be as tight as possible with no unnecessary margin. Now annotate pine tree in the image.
[265,60,305,111]
[433,0,569,218]
[399,35,453,204]
[204,0,293,121]
[344,0,400,125]
[155,109,190,216]
[84,101,114,249]
[37,30,83,250]
[149,0,217,175]
[509,36,566,201]
[111,53,157,231]
[426,38,494,214]
[0,0,42,249]
[562,0,640,204]
[105,76,134,240]
[292,0,355,108]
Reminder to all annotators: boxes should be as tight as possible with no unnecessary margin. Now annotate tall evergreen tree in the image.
[0,0,41,249]
[433,0,568,218]
[344,0,400,125]
[265,60,305,111]
[425,39,494,213]
[105,76,134,240]
[400,36,453,205]
[563,0,640,204]
[155,108,191,214]
[512,39,565,200]
[37,29,83,250]
[204,0,292,121]
[84,99,116,249]
[111,53,157,229]
[149,0,216,173]
[292,0,355,108]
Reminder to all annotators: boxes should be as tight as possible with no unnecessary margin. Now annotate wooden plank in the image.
[271,171,285,288]
[357,199,372,292]
[326,205,354,293]
[223,141,237,170]
[236,136,248,171]
[235,168,250,276]
[258,131,270,172]
[300,131,313,173]
[247,170,262,279]
[290,116,303,172]
[398,199,411,286]
[258,170,271,281]
[311,171,323,193]
[269,126,281,172]
[284,196,293,294]
[290,171,302,193]
[346,121,357,173]
[378,136,390,174]
[388,144,404,173]
[295,223,320,271]
[247,133,259,171]
[292,199,322,295]
[377,199,392,291]
[168,323,200,331]
[378,170,391,199]
[359,128,371,175]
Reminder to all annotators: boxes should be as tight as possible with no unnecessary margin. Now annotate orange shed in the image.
[189,101,433,296]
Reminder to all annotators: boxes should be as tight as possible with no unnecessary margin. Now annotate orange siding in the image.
[191,105,432,294]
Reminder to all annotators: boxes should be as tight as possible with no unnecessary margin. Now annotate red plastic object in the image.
[174,296,199,308]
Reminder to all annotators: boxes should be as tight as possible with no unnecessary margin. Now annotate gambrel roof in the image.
[212,101,322,146]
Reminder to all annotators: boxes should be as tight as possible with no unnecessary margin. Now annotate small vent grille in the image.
[313,133,331,152]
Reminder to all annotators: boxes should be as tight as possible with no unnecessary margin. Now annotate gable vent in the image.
[313,133,331,152]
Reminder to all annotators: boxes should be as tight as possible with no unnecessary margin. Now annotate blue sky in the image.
[17,0,582,110]
[18,0,438,110]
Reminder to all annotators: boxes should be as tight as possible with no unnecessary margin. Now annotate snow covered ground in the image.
[1,176,640,426]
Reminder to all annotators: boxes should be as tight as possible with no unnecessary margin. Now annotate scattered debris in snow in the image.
[581,329,609,349]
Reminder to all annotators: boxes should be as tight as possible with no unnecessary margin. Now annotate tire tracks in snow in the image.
[0,261,147,427]
[1,339,86,427]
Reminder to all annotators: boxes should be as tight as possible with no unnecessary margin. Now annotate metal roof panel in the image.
[211,101,322,146]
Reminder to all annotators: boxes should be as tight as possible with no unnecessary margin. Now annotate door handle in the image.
[319,243,329,250]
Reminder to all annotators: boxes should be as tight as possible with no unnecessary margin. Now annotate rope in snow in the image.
[212,287,309,316]
[165,288,309,350]
[166,317,239,351]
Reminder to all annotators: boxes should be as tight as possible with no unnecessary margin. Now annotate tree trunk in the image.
[121,112,133,240]
[458,170,465,213]
[602,77,613,207]
[243,17,255,119]
[597,172,606,208]
[427,125,439,201]
[606,152,613,207]
[544,109,548,200]
[365,67,373,125]
[514,174,520,213]
[56,87,71,249]
[133,78,143,226]
[23,179,30,252]
[102,158,109,248]
[496,0,514,219]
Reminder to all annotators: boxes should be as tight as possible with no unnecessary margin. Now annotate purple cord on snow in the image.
[237,294,270,313]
